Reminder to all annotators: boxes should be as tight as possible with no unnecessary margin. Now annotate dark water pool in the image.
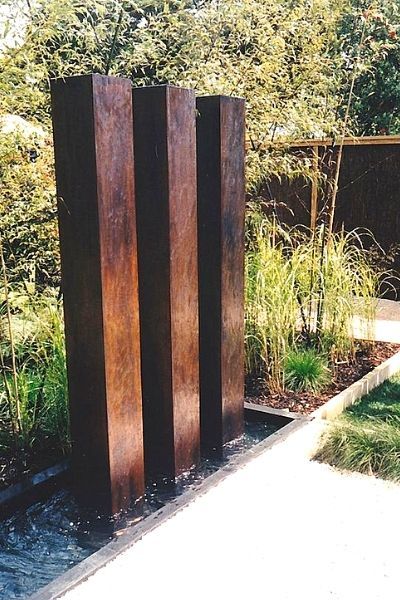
[0,421,279,599]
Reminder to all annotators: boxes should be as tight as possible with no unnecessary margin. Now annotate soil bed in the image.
[246,342,400,415]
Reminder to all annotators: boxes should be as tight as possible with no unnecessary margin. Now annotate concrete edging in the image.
[311,351,400,420]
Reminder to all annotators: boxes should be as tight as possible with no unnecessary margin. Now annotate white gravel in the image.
[62,420,400,600]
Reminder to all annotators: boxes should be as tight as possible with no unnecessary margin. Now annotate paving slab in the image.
[353,298,400,343]
[61,420,400,600]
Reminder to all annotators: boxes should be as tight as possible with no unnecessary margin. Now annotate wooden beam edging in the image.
[246,135,400,150]
[51,74,144,515]
[291,135,400,148]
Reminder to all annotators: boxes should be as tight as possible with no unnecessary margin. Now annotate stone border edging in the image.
[311,351,400,420]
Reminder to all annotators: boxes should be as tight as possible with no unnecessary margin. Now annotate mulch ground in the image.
[245,341,400,415]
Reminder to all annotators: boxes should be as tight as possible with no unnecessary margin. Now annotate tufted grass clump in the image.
[315,374,400,482]
[284,349,330,393]
[245,212,299,391]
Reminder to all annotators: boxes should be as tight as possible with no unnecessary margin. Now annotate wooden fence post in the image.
[132,85,200,481]
[196,95,246,454]
[51,74,144,514]
[310,145,319,231]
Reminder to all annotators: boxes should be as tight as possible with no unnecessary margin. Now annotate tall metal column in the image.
[51,74,144,514]
[132,85,200,481]
[196,95,246,454]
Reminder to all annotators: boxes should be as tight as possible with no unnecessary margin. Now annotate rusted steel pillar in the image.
[196,95,246,454]
[51,74,144,514]
[132,85,200,481]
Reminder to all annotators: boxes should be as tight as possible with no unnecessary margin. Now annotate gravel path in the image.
[62,420,400,600]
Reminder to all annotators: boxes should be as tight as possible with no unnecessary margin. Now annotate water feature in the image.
[0,420,280,599]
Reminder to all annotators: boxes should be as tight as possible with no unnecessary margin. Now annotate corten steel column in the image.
[196,95,246,454]
[132,85,200,482]
[51,74,144,515]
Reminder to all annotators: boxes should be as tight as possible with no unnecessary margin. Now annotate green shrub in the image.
[283,348,330,393]
[0,129,60,291]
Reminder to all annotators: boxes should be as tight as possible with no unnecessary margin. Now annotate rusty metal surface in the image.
[51,74,144,515]
[196,96,246,453]
[132,85,200,481]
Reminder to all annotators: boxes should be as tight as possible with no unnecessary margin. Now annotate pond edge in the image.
[29,407,304,600]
